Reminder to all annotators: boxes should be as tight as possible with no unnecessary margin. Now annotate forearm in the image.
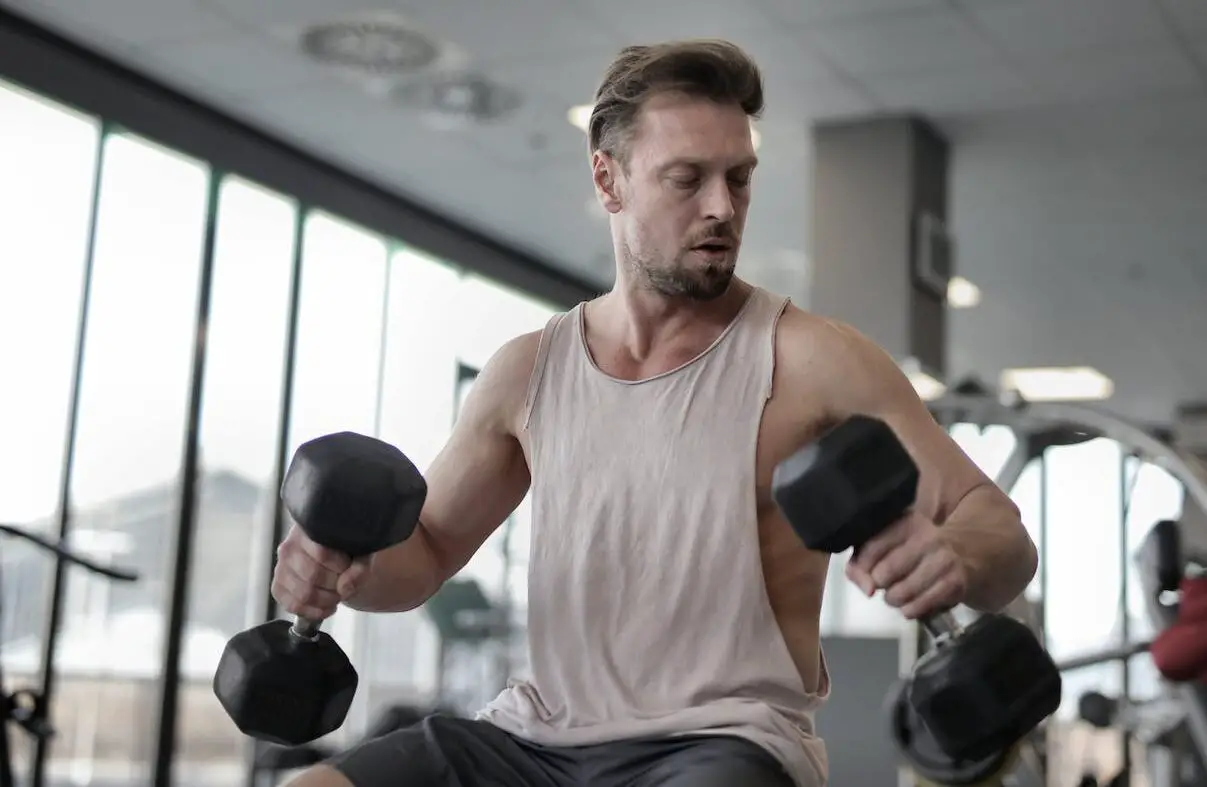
[938,485,1039,613]
[342,524,444,613]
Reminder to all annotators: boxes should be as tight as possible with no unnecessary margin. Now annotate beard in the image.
[623,242,736,302]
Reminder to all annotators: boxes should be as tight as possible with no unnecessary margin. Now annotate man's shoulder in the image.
[473,326,553,434]
[774,303,875,369]
[772,303,907,411]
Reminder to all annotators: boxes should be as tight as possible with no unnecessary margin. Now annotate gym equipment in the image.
[1151,576,1207,682]
[772,415,1062,763]
[885,679,1022,786]
[0,522,139,787]
[213,431,428,746]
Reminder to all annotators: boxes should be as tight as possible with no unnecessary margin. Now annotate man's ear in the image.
[591,151,623,215]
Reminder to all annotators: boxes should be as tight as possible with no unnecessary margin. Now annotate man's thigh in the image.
[325,714,563,787]
[598,735,795,787]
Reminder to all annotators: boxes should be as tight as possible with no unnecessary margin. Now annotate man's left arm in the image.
[794,314,1038,616]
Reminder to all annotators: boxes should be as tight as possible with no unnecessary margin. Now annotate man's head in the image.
[589,40,764,301]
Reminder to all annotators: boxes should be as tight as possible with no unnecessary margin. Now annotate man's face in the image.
[595,92,758,301]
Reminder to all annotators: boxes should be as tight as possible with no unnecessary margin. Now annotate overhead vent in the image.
[393,72,521,127]
[299,19,440,75]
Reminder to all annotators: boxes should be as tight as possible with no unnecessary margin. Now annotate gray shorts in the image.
[328,714,795,787]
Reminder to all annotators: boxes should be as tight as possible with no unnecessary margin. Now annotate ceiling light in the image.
[900,357,946,401]
[394,72,521,127]
[568,103,592,133]
[566,103,762,150]
[299,20,439,74]
[999,366,1114,402]
[947,276,981,308]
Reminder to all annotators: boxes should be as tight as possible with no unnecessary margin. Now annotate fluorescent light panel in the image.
[999,366,1114,402]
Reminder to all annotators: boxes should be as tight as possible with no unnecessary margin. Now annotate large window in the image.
[173,176,298,784]
[47,129,210,785]
[0,72,568,787]
[0,79,100,780]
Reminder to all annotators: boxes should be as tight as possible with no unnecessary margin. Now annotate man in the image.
[272,39,1038,787]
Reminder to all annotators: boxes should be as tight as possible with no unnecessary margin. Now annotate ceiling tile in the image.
[755,0,946,26]
[1162,0,1207,39]
[398,0,623,63]
[198,0,410,31]
[483,48,619,110]
[800,7,997,77]
[11,0,231,45]
[1026,45,1201,105]
[863,65,1041,116]
[958,0,1169,59]
[128,29,341,98]
[593,0,783,41]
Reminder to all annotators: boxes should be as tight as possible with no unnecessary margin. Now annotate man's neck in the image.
[592,277,752,361]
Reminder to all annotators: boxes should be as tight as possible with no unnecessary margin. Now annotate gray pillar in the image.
[808,115,952,382]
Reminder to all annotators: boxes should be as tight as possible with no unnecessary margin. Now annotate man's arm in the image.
[343,331,538,613]
[783,309,1038,613]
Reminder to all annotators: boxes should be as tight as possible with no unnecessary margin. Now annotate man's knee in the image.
[280,764,354,787]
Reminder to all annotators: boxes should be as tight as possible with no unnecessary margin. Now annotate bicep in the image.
[811,319,994,524]
[418,335,536,580]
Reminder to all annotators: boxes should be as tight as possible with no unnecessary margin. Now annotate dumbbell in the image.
[771,415,1062,763]
[213,431,427,746]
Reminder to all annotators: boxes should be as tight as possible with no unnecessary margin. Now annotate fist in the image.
[845,511,967,620]
[272,524,370,621]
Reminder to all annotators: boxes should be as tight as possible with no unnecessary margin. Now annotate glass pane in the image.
[0,79,100,779]
[287,210,388,747]
[359,247,460,727]
[45,131,209,786]
[450,273,556,708]
[1043,438,1126,720]
[949,423,1018,481]
[173,176,298,785]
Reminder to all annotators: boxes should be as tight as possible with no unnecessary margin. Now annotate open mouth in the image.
[693,242,731,253]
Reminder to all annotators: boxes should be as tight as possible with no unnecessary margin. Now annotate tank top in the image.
[477,286,831,787]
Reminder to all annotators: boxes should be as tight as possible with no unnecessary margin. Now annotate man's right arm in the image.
[342,330,539,613]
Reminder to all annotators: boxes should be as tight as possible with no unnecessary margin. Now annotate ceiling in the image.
[4,0,1207,428]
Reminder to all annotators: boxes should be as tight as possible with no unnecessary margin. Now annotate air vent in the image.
[394,72,521,127]
[299,20,439,75]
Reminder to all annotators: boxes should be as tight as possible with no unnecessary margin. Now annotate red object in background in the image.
[1150,576,1207,682]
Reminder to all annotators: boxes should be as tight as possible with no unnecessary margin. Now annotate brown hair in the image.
[588,39,764,164]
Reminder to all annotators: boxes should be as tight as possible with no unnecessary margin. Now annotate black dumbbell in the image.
[213,431,427,746]
[771,415,1062,763]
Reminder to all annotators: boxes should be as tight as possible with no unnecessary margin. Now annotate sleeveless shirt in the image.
[477,286,831,787]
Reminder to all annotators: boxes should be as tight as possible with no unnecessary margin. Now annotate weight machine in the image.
[0,522,139,787]
[896,393,1207,787]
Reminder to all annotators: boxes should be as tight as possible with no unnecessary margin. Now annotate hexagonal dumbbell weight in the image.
[771,415,1062,762]
[213,431,427,746]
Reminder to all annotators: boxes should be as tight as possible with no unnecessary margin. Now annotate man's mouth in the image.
[693,240,733,253]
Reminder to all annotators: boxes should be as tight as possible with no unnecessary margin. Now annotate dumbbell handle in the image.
[921,610,964,641]
[291,616,323,641]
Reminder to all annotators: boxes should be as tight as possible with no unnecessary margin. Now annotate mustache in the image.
[688,226,739,247]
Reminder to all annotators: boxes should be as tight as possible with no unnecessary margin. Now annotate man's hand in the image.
[845,512,968,620]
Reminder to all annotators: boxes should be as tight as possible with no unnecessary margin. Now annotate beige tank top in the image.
[477,286,830,787]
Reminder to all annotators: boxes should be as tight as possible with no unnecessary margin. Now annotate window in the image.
[44,130,209,785]
[0,78,100,779]
[172,176,299,784]
[286,210,389,745]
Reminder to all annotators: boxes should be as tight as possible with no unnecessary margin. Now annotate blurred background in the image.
[1,1,1206,786]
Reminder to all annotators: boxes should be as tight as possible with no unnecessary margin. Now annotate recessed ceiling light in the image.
[999,366,1114,402]
[947,276,981,308]
[299,20,439,74]
[566,103,761,150]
